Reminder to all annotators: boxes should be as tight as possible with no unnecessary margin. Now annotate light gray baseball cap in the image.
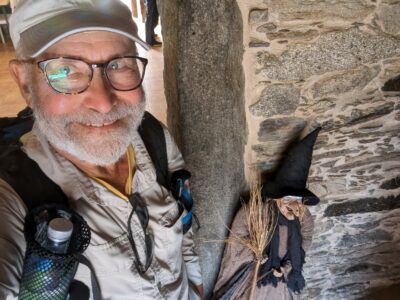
[9,0,150,58]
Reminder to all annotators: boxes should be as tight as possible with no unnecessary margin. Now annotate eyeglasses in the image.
[282,196,303,203]
[127,193,153,274]
[36,56,148,95]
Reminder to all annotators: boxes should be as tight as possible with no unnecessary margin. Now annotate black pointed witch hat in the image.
[261,127,321,205]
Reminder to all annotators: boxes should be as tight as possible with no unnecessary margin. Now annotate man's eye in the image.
[110,62,120,70]
[60,66,71,74]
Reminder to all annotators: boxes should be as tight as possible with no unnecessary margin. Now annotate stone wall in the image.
[159,0,399,298]
[238,0,400,299]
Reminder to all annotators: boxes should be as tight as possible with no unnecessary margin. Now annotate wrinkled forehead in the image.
[38,31,137,61]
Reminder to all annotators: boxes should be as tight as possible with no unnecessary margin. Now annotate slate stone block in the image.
[257,117,306,142]
[345,263,384,274]
[338,229,392,248]
[249,39,270,48]
[256,22,277,33]
[380,176,400,190]
[266,29,319,41]
[347,102,395,125]
[257,29,400,81]
[249,85,300,117]
[324,195,400,216]
[248,8,268,24]
[382,74,400,92]
[378,4,400,36]
[311,66,380,98]
[262,0,375,21]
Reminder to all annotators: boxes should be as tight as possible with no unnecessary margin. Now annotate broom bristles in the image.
[244,174,276,261]
[220,172,276,262]
[205,172,277,299]
[245,172,277,299]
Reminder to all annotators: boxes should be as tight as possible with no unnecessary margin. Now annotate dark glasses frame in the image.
[127,193,153,274]
[34,55,148,95]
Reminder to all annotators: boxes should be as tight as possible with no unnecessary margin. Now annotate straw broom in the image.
[205,173,277,299]
[244,175,277,300]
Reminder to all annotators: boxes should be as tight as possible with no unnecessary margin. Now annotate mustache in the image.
[36,101,145,126]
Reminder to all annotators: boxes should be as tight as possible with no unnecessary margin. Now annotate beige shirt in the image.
[0,125,202,300]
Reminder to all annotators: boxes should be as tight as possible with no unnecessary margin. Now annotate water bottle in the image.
[43,218,73,254]
[19,218,75,300]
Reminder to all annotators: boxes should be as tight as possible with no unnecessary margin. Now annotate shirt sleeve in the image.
[182,227,203,285]
[164,128,203,285]
[0,178,27,299]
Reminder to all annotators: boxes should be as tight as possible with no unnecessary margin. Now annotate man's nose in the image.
[81,69,114,113]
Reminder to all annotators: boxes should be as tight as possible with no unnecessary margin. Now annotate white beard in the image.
[32,97,146,166]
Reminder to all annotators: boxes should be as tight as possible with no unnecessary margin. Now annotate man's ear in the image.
[9,59,34,107]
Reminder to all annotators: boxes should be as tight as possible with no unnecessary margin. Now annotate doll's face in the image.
[277,196,303,220]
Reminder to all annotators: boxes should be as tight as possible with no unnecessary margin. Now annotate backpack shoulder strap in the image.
[138,111,169,189]
[0,107,34,145]
[0,144,68,211]
[138,112,198,233]
[0,107,66,210]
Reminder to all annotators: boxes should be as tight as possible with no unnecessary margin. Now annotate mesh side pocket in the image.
[19,204,91,300]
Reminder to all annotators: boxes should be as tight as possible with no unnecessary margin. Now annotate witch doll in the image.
[212,127,321,300]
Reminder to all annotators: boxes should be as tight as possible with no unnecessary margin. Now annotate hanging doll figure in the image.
[213,127,321,300]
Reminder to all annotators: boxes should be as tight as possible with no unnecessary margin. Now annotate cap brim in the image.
[19,9,150,58]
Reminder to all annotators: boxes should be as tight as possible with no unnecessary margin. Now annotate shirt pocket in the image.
[154,198,184,284]
[159,196,184,227]
[84,233,136,276]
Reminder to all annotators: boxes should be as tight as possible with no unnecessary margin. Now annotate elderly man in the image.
[0,0,203,299]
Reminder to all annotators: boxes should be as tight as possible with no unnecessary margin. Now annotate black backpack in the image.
[0,108,196,231]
